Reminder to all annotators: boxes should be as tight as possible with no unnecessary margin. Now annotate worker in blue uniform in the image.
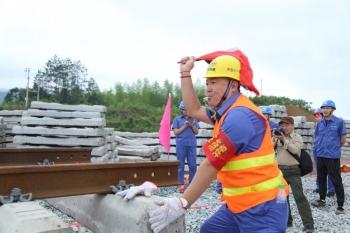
[172,101,199,192]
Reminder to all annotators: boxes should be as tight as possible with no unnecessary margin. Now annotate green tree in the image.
[2,88,28,109]
[32,55,101,104]
[251,95,312,111]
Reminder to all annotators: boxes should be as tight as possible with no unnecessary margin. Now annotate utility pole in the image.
[36,79,40,101]
[24,68,30,108]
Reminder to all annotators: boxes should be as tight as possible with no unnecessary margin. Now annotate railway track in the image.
[0,148,91,165]
[0,148,178,204]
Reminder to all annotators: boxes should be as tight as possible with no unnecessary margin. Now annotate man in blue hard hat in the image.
[312,108,335,196]
[312,100,347,215]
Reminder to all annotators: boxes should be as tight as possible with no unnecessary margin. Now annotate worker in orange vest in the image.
[118,50,289,233]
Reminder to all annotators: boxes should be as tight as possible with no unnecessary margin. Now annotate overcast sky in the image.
[1,0,349,118]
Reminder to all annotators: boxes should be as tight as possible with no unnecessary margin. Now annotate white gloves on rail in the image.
[148,197,186,233]
[116,181,158,200]
[117,182,187,233]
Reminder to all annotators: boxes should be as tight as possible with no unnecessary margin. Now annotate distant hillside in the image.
[287,105,315,122]
[0,89,8,104]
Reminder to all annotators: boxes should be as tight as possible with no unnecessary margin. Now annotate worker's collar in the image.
[215,92,241,119]
[323,115,335,121]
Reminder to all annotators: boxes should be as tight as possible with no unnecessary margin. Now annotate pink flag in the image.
[158,94,172,153]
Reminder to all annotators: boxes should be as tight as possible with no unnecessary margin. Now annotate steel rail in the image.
[0,161,178,200]
[0,148,91,166]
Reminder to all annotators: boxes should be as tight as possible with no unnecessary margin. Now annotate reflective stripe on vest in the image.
[221,152,276,171]
[222,171,283,196]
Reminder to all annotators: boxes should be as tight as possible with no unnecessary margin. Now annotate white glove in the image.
[116,181,157,200]
[148,197,186,233]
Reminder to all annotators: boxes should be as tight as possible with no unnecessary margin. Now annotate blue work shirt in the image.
[172,115,199,146]
[269,120,278,130]
[313,115,347,159]
[206,93,266,154]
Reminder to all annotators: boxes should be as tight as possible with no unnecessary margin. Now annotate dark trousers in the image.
[316,157,345,207]
[279,165,314,227]
[313,154,335,192]
[176,145,197,184]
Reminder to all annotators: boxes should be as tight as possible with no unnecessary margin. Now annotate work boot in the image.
[303,224,315,233]
[311,199,326,207]
[326,192,335,197]
[335,206,345,215]
[178,185,185,193]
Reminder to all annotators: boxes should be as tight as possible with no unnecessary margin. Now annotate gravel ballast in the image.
[40,173,350,233]
[155,173,350,233]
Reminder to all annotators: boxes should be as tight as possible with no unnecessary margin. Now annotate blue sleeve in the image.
[172,117,179,129]
[206,108,217,124]
[221,107,265,154]
[341,120,347,136]
[270,121,278,130]
[313,123,320,154]
[195,120,200,128]
[314,122,319,136]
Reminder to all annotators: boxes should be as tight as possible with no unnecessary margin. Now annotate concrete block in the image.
[0,202,72,233]
[31,101,106,113]
[24,109,104,119]
[21,117,106,127]
[292,116,306,123]
[197,129,212,137]
[118,155,146,161]
[303,122,315,129]
[133,138,160,146]
[198,121,213,129]
[170,138,207,147]
[160,154,178,161]
[0,110,24,116]
[114,135,143,146]
[2,116,22,123]
[116,145,159,157]
[12,126,105,137]
[91,145,109,156]
[14,135,105,147]
[46,194,185,233]
[104,127,114,135]
[91,151,114,163]
[114,131,158,138]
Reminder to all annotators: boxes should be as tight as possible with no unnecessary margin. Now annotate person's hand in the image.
[275,134,284,141]
[184,121,190,127]
[187,118,194,125]
[178,56,195,73]
[272,136,279,144]
[116,181,157,200]
[148,197,186,233]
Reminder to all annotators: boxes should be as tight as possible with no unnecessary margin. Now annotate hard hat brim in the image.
[204,75,240,81]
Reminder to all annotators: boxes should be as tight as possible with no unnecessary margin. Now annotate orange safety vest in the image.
[212,95,288,213]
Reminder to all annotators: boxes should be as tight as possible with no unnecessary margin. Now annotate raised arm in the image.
[179,56,211,124]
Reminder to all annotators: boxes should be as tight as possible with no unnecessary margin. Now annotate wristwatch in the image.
[179,197,190,210]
